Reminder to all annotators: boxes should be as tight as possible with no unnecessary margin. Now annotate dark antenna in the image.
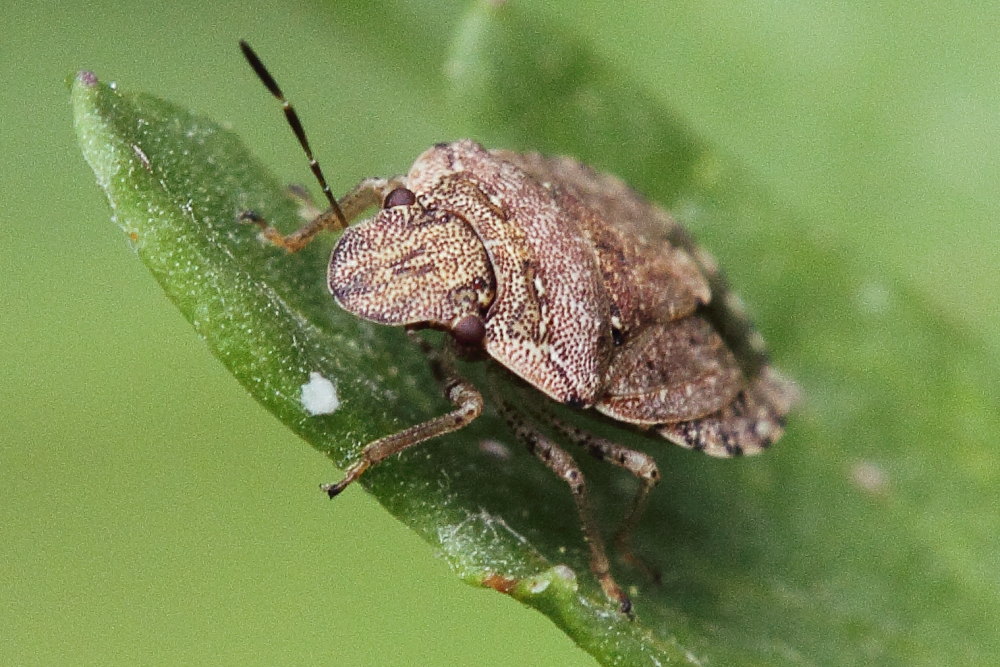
[239,40,347,229]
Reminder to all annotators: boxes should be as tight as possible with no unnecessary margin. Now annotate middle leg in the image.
[321,330,483,498]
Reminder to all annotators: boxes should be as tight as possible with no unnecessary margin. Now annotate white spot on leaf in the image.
[528,577,551,594]
[300,371,339,415]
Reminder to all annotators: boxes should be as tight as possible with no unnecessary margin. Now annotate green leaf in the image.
[73,2,999,664]
[71,70,685,664]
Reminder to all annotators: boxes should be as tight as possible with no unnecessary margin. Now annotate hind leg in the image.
[543,413,662,582]
[495,401,633,616]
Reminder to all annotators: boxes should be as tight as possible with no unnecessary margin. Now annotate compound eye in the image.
[450,313,486,347]
[383,187,417,208]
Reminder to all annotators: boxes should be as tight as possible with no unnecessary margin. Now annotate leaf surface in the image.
[73,4,1000,663]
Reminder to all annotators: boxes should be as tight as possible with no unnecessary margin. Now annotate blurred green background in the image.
[4,0,998,664]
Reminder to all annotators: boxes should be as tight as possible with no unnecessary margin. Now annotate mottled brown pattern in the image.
[372,140,795,456]
[598,316,743,424]
[320,136,798,458]
[493,150,711,340]
[657,367,796,457]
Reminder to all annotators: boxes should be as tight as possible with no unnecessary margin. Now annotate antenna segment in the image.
[239,40,347,229]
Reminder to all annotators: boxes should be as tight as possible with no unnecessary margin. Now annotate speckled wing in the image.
[492,150,711,342]
[596,316,743,425]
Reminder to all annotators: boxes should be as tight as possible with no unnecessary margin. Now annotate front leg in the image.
[337,177,405,221]
[238,176,404,252]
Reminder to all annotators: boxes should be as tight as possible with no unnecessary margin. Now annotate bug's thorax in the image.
[407,141,618,408]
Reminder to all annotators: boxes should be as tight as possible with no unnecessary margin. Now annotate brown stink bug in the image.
[237,42,797,615]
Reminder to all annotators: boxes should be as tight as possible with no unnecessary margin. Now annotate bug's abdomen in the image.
[656,367,796,457]
[493,149,797,456]
[596,315,743,424]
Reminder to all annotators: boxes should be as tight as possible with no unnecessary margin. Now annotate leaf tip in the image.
[76,70,99,87]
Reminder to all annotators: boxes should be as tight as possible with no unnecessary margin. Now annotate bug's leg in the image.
[238,42,406,251]
[239,176,404,253]
[337,177,405,221]
[496,401,633,616]
[544,414,662,582]
[321,331,482,497]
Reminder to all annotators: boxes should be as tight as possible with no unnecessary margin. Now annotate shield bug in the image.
[237,41,797,615]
